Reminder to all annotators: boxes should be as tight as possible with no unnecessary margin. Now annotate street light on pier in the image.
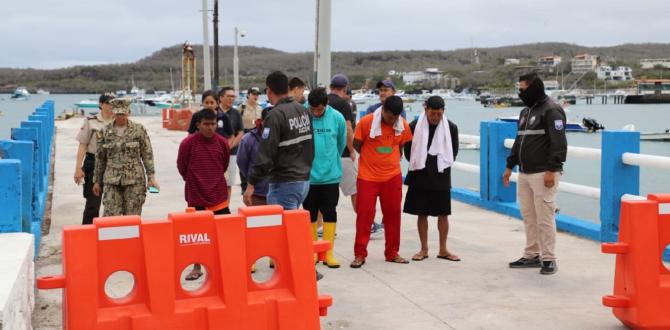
[234,27,246,96]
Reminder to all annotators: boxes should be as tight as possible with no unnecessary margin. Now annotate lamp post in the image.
[233,27,245,95]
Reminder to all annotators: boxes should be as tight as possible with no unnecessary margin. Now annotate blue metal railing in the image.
[451,121,669,259]
[0,101,55,255]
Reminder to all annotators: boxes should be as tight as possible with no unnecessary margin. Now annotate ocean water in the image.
[1,94,669,222]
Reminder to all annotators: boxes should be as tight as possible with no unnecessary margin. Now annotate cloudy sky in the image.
[3,0,669,69]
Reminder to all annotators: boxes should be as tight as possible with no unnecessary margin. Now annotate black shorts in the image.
[403,186,452,216]
[302,183,339,222]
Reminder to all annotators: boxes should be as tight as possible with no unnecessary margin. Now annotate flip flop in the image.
[411,253,429,261]
[185,271,203,281]
[386,255,410,264]
[437,254,461,262]
[350,258,366,268]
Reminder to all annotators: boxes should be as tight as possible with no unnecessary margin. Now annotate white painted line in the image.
[98,226,140,240]
[247,215,282,228]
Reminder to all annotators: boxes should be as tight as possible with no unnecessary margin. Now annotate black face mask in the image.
[518,78,547,107]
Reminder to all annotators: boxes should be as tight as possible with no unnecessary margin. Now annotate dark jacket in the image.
[404,119,459,190]
[248,97,314,185]
[187,109,233,138]
[506,96,567,173]
[237,128,269,197]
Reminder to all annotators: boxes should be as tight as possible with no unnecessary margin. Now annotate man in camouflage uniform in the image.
[92,99,159,216]
[74,93,115,224]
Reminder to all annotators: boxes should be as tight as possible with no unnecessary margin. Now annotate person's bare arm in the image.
[74,143,87,184]
[345,121,356,160]
[353,138,363,154]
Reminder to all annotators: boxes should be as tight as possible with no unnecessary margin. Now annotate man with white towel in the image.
[403,96,460,262]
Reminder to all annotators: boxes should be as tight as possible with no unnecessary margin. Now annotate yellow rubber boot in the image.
[322,222,340,268]
[311,222,319,263]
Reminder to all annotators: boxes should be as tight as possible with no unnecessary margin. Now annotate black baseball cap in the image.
[99,92,116,104]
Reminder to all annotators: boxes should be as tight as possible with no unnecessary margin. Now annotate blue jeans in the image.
[267,181,310,210]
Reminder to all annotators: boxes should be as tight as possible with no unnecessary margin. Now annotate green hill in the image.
[2,42,669,93]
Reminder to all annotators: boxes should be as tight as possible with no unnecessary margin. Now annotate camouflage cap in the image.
[110,99,131,114]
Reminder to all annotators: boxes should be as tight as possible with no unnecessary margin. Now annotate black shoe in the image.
[316,271,324,281]
[509,256,541,268]
[540,260,557,275]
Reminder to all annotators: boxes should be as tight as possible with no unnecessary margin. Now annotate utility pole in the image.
[315,0,332,88]
[213,0,219,90]
[201,0,212,91]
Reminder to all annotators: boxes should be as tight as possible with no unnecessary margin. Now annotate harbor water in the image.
[1,94,668,223]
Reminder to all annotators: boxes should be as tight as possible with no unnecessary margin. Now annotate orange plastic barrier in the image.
[37,205,332,330]
[601,194,670,329]
[163,108,193,131]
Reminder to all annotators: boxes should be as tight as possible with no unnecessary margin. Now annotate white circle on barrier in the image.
[251,256,276,285]
[104,271,135,300]
[180,263,208,292]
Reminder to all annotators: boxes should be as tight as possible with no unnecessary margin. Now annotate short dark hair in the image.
[519,72,540,84]
[198,109,217,123]
[266,71,289,95]
[383,95,404,115]
[425,95,445,110]
[308,87,328,107]
[201,89,217,103]
[217,86,235,98]
[289,77,306,90]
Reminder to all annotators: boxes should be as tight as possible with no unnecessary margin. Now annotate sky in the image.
[2,0,670,69]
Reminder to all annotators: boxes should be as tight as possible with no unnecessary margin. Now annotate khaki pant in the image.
[517,172,560,261]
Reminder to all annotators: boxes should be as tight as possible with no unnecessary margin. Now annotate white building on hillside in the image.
[402,68,460,88]
[596,66,633,81]
[640,59,670,69]
[571,54,598,74]
[504,58,520,66]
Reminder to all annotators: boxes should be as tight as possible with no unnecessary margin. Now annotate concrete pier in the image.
[0,233,34,330]
[33,116,625,329]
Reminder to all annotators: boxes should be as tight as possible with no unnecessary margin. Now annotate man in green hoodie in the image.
[303,87,347,268]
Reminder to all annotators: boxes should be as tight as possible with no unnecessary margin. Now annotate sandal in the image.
[185,270,203,281]
[411,253,429,261]
[387,255,410,264]
[437,254,461,262]
[350,258,366,268]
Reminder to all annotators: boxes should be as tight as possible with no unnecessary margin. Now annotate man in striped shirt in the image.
[177,109,231,214]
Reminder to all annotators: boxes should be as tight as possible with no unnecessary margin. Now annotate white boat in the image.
[75,99,99,109]
[11,87,30,100]
[36,89,50,95]
[640,130,670,141]
[351,92,375,104]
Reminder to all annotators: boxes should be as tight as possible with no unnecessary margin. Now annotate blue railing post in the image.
[600,130,640,242]
[0,140,34,232]
[488,121,517,202]
[479,122,490,200]
[0,160,22,233]
[11,127,41,227]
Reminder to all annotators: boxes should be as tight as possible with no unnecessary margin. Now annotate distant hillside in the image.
[2,42,670,93]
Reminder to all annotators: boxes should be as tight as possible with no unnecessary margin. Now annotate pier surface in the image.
[34,116,624,329]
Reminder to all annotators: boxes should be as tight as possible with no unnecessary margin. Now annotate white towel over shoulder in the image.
[408,113,454,173]
[370,106,405,139]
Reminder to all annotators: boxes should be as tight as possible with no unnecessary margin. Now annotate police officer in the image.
[74,93,115,224]
[92,99,160,216]
[503,73,567,275]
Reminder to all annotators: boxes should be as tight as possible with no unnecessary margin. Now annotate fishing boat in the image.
[11,87,30,100]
